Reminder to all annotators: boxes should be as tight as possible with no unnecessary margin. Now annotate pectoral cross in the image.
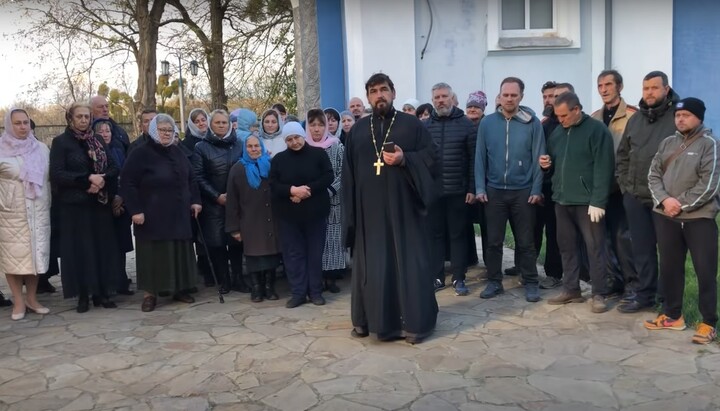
[374,159,384,175]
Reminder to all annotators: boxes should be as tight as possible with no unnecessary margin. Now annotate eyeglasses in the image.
[157,128,175,134]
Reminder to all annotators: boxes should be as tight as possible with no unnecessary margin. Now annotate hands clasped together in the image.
[290,185,312,203]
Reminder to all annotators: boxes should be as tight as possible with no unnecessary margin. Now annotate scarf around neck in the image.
[239,137,271,189]
[304,110,340,149]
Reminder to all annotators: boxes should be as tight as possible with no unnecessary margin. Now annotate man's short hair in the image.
[554,82,575,93]
[554,92,582,110]
[271,103,287,115]
[141,108,157,116]
[432,82,452,92]
[500,77,525,93]
[365,73,395,93]
[597,70,623,86]
[644,70,669,86]
[541,81,557,92]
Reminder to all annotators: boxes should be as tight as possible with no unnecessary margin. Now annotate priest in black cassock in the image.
[342,73,439,344]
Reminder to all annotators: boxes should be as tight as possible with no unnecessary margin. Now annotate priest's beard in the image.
[542,105,554,118]
[372,99,394,117]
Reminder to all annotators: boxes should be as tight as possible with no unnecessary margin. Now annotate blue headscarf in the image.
[231,108,258,142]
[239,135,271,189]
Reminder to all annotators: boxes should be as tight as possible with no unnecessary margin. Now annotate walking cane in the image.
[194,215,225,304]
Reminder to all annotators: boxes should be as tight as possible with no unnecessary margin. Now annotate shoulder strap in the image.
[662,132,703,173]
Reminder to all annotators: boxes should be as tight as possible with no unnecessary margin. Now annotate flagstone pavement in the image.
[1,243,719,411]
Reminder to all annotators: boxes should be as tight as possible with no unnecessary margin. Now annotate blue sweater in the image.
[475,106,545,196]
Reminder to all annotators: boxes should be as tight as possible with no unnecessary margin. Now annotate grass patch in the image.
[477,216,720,327]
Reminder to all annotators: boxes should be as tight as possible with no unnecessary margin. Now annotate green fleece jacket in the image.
[546,114,615,208]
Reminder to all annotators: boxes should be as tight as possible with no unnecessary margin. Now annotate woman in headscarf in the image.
[181,108,211,284]
[192,109,247,294]
[226,135,281,302]
[0,108,51,320]
[230,108,258,143]
[323,108,342,139]
[93,119,134,296]
[182,108,209,151]
[339,110,355,145]
[258,108,286,158]
[120,114,202,312]
[49,102,121,313]
[270,122,333,308]
[305,109,345,293]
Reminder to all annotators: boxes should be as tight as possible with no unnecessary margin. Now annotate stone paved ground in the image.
[1,244,719,411]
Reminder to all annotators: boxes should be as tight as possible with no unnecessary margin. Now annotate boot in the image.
[219,272,231,294]
[250,272,264,303]
[264,269,279,300]
[231,273,251,293]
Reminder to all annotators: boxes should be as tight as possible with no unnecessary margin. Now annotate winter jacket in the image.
[648,127,720,220]
[590,98,637,153]
[616,89,680,205]
[475,106,545,196]
[425,106,476,196]
[192,130,244,247]
[546,114,615,208]
[0,146,51,274]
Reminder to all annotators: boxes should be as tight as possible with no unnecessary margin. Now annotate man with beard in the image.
[343,73,439,344]
[90,95,131,150]
[425,82,476,296]
[616,71,680,313]
[476,77,545,302]
[591,70,638,306]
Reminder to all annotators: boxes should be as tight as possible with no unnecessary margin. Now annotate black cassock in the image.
[342,108,439,341]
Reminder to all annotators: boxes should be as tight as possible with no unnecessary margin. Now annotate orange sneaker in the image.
[644,314,687,331]
[692,323,717,345]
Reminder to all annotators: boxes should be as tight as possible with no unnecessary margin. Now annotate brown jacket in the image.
[591,98,637,153]
[648,127,720,220]
[225,162,280,256]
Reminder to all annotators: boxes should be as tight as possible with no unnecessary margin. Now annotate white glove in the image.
[588,206,605,223]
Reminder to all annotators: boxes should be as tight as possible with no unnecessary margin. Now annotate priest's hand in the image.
[217,193,227,206]
[475,193,488,203]
[465,193,476,204]
[132,213,145,225]
[191,204,202,217]
[662,197,682,217]
[383,145,404,166]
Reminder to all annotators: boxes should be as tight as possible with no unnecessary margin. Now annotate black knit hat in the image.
[675,97,705,122]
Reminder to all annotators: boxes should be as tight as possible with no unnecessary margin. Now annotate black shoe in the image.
[250,272,264,303]
[351,328,369,338]
[325,279,341,294]
[285,296,306,308]
[617,299,653,313]
[264,270,279,300]
[434,279,446,293]
[92,296,117,309]
[310,295,325,306]
[480,281,504,299]
[0,292,12,307]
[525,283,541,303]
[77,297,89,313]
[504,267,520,276]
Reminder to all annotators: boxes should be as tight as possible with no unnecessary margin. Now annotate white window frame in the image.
[488,0,581,51]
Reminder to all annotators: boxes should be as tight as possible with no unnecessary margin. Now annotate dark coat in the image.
[107,118,131,151]
[225,163,280,256]
[120,140,200,241]
[182,129,204,152]
[425,106,476,196]
[127,133,151,158]
[49,128,120,206]
[192,132,243,247]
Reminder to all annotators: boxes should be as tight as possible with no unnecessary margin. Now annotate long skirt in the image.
[58,203,123,298]
[246,254,282,273]
[136,239,196,294]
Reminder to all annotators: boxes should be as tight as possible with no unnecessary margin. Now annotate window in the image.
[488,0,581,51]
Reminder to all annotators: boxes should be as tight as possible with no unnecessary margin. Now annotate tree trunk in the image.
[208,0,227,110]
[134,0,167,134]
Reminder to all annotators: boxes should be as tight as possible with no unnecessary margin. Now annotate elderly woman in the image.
[270,122,333,308]
[120,114,202,312]
[307,109,345,293]
[93,119,134,295]
[401,98,421,116]
[50,102,121,313]
[0,109,51,320]
[226,135,281,302]
[193,109,247,294]
[339,110,355,145]
[259,109,286,158]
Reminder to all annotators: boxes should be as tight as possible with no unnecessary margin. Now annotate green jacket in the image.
[546,114,615,208]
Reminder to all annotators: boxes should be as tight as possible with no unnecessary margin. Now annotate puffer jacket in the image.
[648,127,720,220]
[616,89,680,205]
[0,145,51,274]
[425,106,476,196]
[192,130,244,247]
[475,106,545,196]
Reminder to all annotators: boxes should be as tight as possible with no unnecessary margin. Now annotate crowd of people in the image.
[0,69,717,346]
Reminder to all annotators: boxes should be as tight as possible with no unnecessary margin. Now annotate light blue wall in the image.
[316,0,346,112]
[673,0,720,131]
